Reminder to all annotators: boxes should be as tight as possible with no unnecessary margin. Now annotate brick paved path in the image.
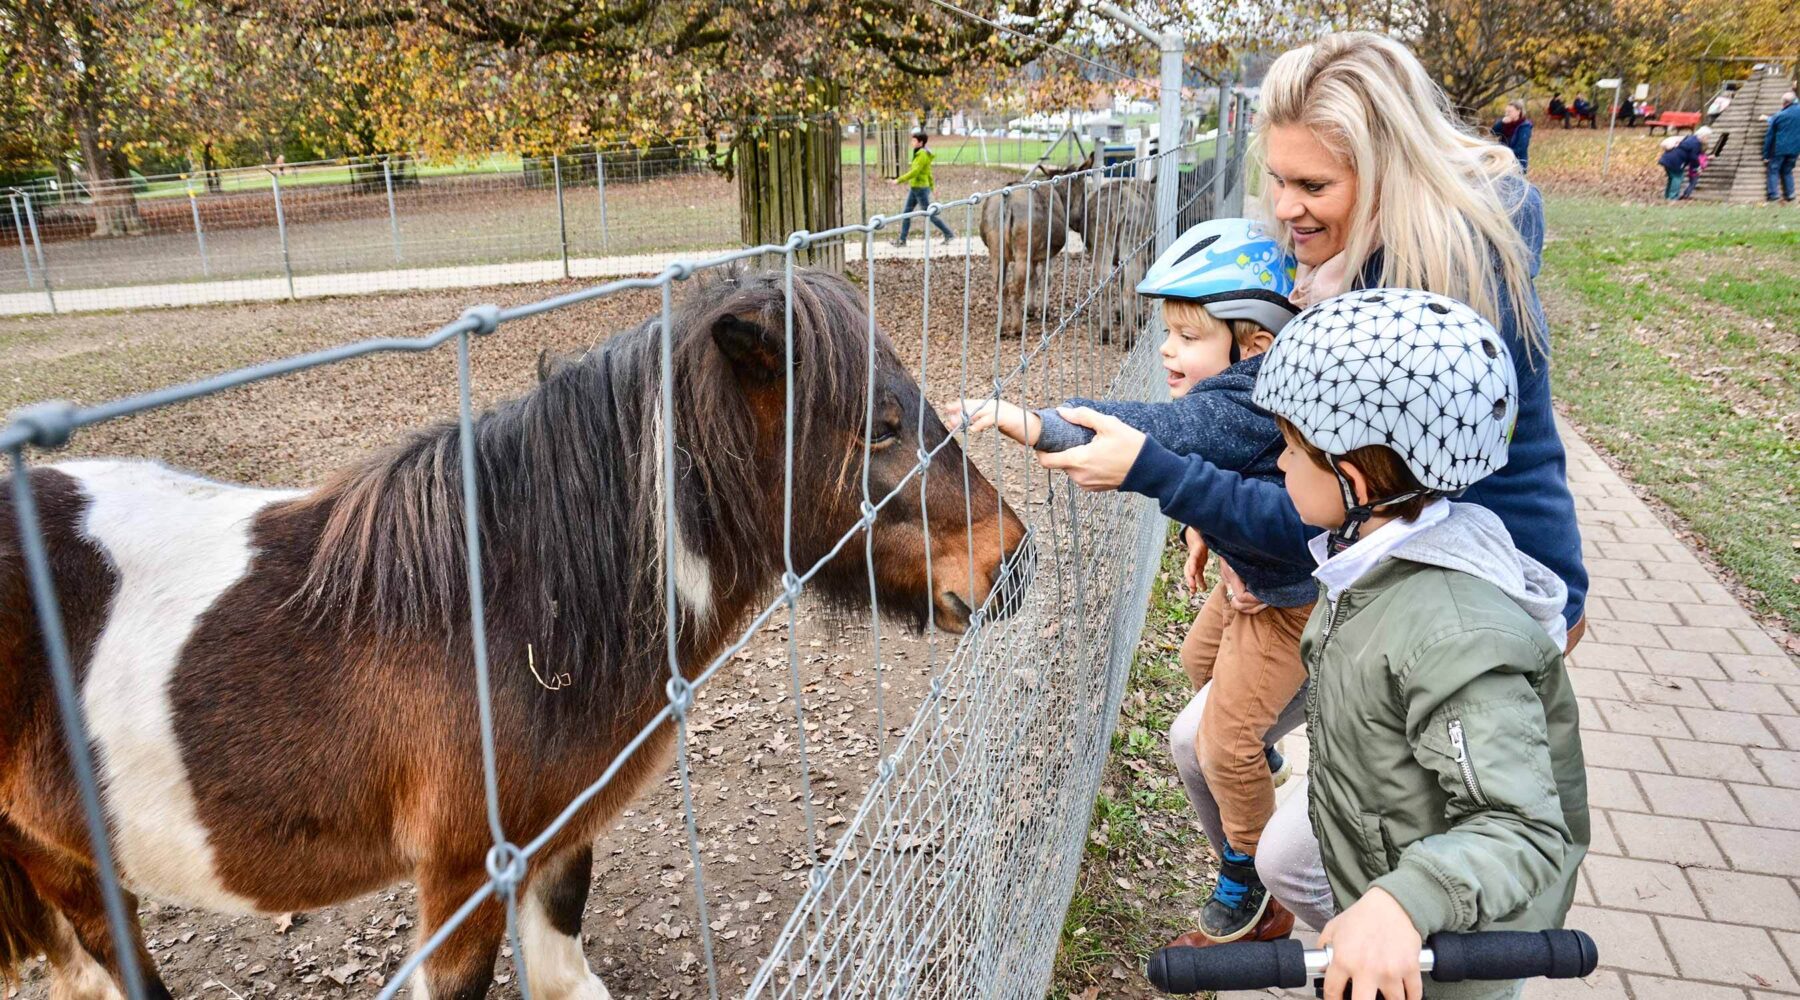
[1224,420,1800,999]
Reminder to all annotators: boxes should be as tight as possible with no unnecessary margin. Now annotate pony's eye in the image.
[869,427,899,445]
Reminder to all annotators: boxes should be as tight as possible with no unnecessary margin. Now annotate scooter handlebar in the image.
[1146,929,1598,994]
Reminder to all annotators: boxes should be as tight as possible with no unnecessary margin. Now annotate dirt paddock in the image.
[0,257,1136,1000]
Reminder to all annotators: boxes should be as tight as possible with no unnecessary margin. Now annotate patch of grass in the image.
[1048,527,1217,999]
[1539,195,1800,635]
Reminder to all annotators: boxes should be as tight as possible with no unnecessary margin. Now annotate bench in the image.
[1647,112,1702,135]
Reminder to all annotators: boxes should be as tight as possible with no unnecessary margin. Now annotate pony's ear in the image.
[712,311,790,380]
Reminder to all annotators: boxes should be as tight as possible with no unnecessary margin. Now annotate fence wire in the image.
[0,110,1207,316]
[3,135,1239,1000]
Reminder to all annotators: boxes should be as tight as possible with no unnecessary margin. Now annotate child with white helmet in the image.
[1250,287,1589,1000]
[944,218,1319,945]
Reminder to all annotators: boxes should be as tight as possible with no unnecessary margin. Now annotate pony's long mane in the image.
[276,266,881,711]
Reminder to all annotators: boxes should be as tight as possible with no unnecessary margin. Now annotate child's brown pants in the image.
[1178,581,1314,856]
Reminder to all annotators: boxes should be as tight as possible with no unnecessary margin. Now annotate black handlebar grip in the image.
[1146,939,1308,993]
[1427,930,1599,983]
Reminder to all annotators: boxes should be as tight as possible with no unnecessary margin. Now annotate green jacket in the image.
[896,149,935,189]
[1303,507,1588,999]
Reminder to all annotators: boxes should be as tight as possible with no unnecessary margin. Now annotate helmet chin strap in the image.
[1324,463,1432,557]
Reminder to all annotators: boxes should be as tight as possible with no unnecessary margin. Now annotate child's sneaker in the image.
[1166,898,1295,951]
[1266,744,1292,788]
[1199,846,1269,942]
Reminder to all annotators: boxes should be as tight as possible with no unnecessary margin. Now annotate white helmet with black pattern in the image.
[1252,288,1518,547]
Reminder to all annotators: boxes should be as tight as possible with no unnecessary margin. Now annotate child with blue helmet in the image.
[942,218,1319,945]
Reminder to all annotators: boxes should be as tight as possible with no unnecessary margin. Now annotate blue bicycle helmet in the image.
[1137,218,1300,334]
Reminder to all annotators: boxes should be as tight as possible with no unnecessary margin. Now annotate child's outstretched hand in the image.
[1316,887,1424,1000]
[940,398,1041,446]
[1181,526,1209,594]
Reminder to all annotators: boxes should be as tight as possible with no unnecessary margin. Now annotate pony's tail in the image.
[0,849,54,988]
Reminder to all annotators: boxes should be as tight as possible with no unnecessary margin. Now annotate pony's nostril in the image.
[945,592,974,621]
[990,539,1037,621]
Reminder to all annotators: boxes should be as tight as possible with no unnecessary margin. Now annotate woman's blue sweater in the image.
[1119,184,1589,628]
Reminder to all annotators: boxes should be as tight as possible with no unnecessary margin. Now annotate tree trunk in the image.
[735,117,843,270]
[77,120,144,238]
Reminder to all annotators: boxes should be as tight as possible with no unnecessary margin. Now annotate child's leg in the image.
[1255,777,1338,932]
[1178,582,1230,690]
[1197,600,1313,857]
[1168,683,1230,860]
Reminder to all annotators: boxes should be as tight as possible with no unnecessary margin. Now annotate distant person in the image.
[1764,91,1800,203]
[1658,127,1711,200]
[1547,93,1569,128]
[1570,95,1597,128]
[890,131,954,247]
[1494,101,1534,172]
[1618,96,1640,128]
[1707,91,1733,124]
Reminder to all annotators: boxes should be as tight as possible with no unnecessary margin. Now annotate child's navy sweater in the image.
[1118,184,1588,628]
[1032,354,1319,608]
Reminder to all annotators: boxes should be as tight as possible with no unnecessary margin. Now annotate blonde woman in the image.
[1034,24,1588,957]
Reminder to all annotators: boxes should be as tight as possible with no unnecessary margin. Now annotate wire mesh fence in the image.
[1,136,1240,1000]
[0,110,1216,316]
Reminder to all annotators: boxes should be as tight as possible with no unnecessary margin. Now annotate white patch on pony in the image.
[520,889,611,1000]
[65,459,298,913]
[648,417,714,623]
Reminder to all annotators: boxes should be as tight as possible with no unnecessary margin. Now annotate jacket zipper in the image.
[1304,596,1341,794]
[1447,719,1489,807]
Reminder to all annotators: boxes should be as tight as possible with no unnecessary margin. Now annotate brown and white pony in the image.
[978,152,1094,338]
[1069,177,1156,345]
[0,266,1029,1000]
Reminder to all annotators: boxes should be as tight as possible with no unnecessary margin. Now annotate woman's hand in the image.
[1181,527,1209,594]
[1034,407,1145,491]
[1217,559,1268,615]
[1317,888,1424,1000]
[940,398,1041,446]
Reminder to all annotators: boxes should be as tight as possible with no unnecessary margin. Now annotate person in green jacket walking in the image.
[1246,287,1589,1000]
[891,131,954,246]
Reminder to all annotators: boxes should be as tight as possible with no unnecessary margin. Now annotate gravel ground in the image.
[0,256,1134,1000]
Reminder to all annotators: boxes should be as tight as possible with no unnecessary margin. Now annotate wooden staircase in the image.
[1693,69,1799,202]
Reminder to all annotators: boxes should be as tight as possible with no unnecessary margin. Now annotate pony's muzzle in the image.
[987,535,1036,622]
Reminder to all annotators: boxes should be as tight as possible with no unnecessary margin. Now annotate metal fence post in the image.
[552,154,569,279]
[19,192,54,313]
[187,186,211,278]
[1213,74,1232,217]
[269,172,295,300]
[595,152,609,253]
[858,119,868,226]
[382,157,402,263]
[8,193,35,289]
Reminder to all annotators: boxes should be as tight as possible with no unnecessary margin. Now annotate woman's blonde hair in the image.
[1253,32,1544,352]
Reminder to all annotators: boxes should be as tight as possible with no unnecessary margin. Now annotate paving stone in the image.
[1656,915,1797,992]
[1620,672,1712,708]
[1525,971,1631,998]
[1605,542,1672,563]
[1688,868,1800,932]
[1589,809,1622,856]
[1567,668,1628,702]
[1627,579,1701,603]
[1680,707,1781,749]
[1676,603,1763,631]
[1733,784,1800,831]
[1565,906,1674,975]
[1587,768,1649,811]
[1752,749,1800,789]
[1585,595,1614,621]
[1589,619,1668,648]
[1732,629,1789,657]
[1616,525,1678,546]
[1581,854,1704,917]
[1586,732,1671,773]
[1714,655,1800,685]
[1608,599,1682,625]
[1572,643,1650,674]
[1777,933,1800,982]
[1710,823,1800,877]
[1626,974,1751,1000]
[1686,580,1742,605]
[1702,680,1799,715]
[1585,558,1650,582]
[1768,715,1800,751]
[1658,738,1766,783]
[1587,577,1632,599]
[1595,700,1691,739]
[1609,812,1725,866]
[1635,773,1747,822]
[1639,648,1728,680]
[1660,625,1749,655]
